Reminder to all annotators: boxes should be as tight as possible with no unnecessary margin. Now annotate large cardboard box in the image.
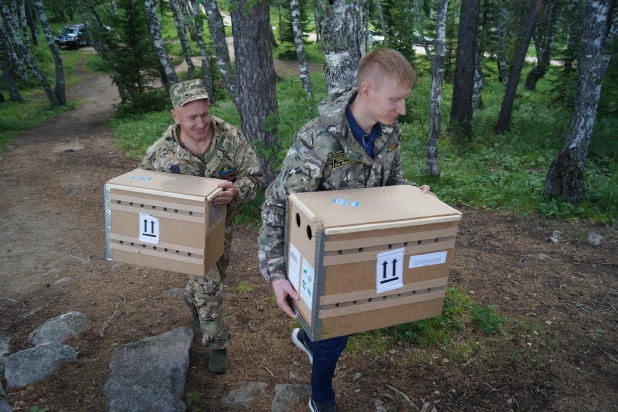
[286,185,462,341]
[104,169,226,275]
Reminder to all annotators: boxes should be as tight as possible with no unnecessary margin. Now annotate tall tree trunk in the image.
[18,0,30,45]
[315,0,363,93]
[170,0,195,79]
[111,0,118,15]
[563,0,582,75]
[376,0,386,37]
[495,0,544,134]
[543,0,616,203]
[180,0,197,41]
[232,0,279,184]
[34,0,65,105]
[144,0,178,86]
[497,0,509,86]
[188,0,214,104]
[449,0,481,139]
[278,0,283,42]
[445,6,456,81]
[427,0,448,176]
[0,32,22,101]
[24,0,36,46]
[524,0,558,91]
[203,0,240,110]
[0,12,27,82]
[0,6,59,105]
[290,0,314,117]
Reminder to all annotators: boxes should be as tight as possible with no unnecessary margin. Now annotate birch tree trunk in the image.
[375,0,386,37]
[290,0,314,117]
[1,5,27,81]
[449,0,481,139]
[495,0,544,134]
[497,0,509,86]
[188,0,214,104]
[144,0,178,86]
[524,0,558,91]
[19,0,30,46]
[315,0,363,93]
[34,0,65,105]
[0,31,22,101]
[170,0,195,79]
[278,0,283,42]
[203,0,239,110]
[543,0,617,203]
[23,0,36,46]
[426,0,448,176]
[471,51,484,109]
[0,6,59,105]
[180,0,197,41]
[111,0,118,14]
[232,0,279,184]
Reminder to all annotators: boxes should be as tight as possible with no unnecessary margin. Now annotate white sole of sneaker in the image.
[308,397,316,412]
[292,328,313,365]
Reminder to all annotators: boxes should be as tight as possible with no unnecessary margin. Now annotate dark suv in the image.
[55,24,88,49]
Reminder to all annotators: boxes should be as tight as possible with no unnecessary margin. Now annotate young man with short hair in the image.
[258,48,433,411]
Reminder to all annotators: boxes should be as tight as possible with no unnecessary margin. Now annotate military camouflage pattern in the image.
[140,115,263,348]
[258,88,417,283]
[185,266,231,349]
[170,79,209,108]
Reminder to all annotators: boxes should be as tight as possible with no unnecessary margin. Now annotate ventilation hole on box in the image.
[119,241,123,245]
[140,204,144,207]
[368,298,372,302]
[130,202,133,206]
[417,240,422,245]
[188,253,192,256]
[176,250,179,253]
[164,207,167,211]
[358,248,363,252]
[398,293,401,297]
[403,242,408,247]
[296,213,301,227]
[388,244,392,249]
[434,238,439,243]
[164,248,168,252]
[335,303,340,307]
[338,250,342,255]
[153,247,157,250]
[306,225,313,240]
[427,288,431,292]
[117,200,121,204]
[174,209,178,213]
[352,300,357,304]
[189,211,193,215]
[152,206,155,209]
[130,242,134,246]
[382,296,387,300]
[412,290,417,294]
[142,244,145,248]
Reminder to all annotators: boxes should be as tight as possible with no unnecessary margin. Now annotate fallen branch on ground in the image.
[385,384,420,411]
[99,295,125,338]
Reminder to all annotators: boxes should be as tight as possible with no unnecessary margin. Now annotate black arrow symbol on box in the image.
[151,221,155,233]
[143,219,148,233]
[392,259,397,277]
[382,261,388,279]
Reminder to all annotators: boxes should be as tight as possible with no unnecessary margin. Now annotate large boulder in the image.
[221,382,268,408]
[104,327,193,412]
[0,336,10,359]
[3,343,77,388]
[271,384,311,412]
[29,312,92,345]
[0,380,13,412]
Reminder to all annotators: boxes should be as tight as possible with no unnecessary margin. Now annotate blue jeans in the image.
[305,334,349,404]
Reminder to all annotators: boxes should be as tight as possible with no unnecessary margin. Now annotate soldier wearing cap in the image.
[140,79,264,374]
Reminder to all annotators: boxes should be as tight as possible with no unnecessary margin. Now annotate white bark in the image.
[188,0,214,104]
[0,24,21,101]
[316,0,363,93]
[375,0,386,38]
[34,0,65,105]
[290,0,314,117]
[497,0,509,86]
[144,0,178,85]
[19,0,29,46]
[170,0,195,79]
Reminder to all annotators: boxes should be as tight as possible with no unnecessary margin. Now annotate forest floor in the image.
[0,54,617,412]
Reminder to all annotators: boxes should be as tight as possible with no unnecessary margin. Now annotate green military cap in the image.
[170,79,209,108]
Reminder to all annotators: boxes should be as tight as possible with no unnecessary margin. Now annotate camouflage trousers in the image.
[184,223,234,349]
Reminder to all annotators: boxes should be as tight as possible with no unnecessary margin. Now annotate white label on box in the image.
[138,213,159,244]
[376,248,404,294]
[287,243,301,292]
[300,258,314,310]
[408,251,447,269]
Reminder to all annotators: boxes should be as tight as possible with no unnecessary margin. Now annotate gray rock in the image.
[165,288,184,298]
[588,232,605,246]
[29,312,92,345]
[0,336,10,358]
[549,230,561,243]
[55,277,72,285]
[221,382,268,408]
[271,384,311,412]
[104,327,193,412]
[374,399,388,412]
[0,380,12,412]
[352,372,362,382]
[3,343,77,387]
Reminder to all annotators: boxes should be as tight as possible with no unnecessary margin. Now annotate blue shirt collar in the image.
[345,93,382,158]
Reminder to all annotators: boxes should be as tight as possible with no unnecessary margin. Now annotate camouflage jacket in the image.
[139,116,264,225]
[258,89,416,283]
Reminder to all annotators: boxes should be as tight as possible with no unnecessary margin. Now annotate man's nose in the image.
[397,100,406,116]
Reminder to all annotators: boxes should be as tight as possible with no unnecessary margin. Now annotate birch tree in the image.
[375,0,386,38]
[170,0,195,80]
[497,0,508,85]
[0,30,22,102]
[188,0,214,104]
[290,0,314,117]
[449,0,481,138]
[34,0,66,105]
[495,0,544,134]
[414,0,448,176]
[23,0,37,46]
[203,0,240,110]
[524,0,558,91]
[315,0,363,93]
[232,0,279,183]
[0,5,59,106]
[144,0,178,86]
[543,0,617,203]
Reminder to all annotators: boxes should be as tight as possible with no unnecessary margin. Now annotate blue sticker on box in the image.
[131,176,152,181]
[331,198,360,207]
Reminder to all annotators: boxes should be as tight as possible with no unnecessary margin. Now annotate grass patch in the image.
[272,41,324,64]
[232,280,255,293]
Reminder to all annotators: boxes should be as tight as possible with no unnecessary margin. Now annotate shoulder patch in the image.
[219,163,236,181]
[332,150,356,169]
[387,143,399,152]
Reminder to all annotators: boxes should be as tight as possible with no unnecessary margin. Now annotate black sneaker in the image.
[183,294,200,326]
[309,398,337,412]
[292,328,313,364]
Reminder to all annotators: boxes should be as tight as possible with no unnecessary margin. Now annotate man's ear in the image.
[171,109,180,125]
[359,81,372,99]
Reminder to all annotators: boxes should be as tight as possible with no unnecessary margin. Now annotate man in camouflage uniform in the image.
[140,79,263,374]
[258,49,433,412]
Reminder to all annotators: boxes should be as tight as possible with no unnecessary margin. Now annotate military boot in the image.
[183,295,200,326]
[209,348,228,374]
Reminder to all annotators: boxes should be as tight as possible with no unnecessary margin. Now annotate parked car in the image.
[55,24,88,49]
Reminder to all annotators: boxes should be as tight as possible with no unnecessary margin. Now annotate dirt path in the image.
[0,64,617,412]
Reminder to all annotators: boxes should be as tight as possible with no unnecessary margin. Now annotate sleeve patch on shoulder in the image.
[332,150,356,169]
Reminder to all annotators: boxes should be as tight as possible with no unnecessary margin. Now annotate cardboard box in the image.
[286,185,462,341]
[104,169,226,275]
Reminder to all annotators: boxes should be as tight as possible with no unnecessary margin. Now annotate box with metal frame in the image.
[105,169,226,275]
[286,185,462,341]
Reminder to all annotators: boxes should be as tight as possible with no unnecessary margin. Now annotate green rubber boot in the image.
[209,348,228,374]
[183,295,200,326]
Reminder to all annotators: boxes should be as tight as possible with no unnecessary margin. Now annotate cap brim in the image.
[180,94,209,107]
